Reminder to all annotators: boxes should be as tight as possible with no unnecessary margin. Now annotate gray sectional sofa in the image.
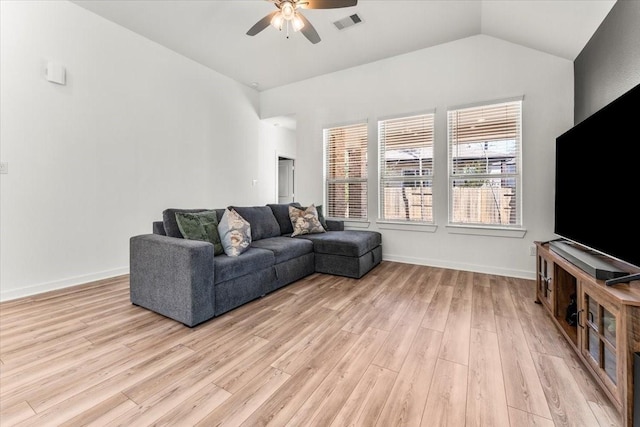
[129,203,382,327]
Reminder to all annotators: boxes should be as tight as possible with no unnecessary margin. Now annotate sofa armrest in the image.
[326,220,344,231]
[130,234,215,327]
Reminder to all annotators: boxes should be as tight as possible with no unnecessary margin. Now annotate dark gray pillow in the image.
[228,206,281,241]
[162,208,209,238]
[267,202,302,235]
[175,210,224,256]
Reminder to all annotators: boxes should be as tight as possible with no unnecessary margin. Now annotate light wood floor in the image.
[0,261,622,426]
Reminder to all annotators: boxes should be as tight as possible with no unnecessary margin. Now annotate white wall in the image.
[258,124,297,203]
[261,35,574,279]
[0,1,276,300]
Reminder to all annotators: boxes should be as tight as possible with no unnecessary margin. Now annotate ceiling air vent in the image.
[333,13,362,30]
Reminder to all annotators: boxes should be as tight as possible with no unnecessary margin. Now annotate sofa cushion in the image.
[152,221,167,235]
[163,208,209,238]
[289,205,326,237]
[251,236,314,264]
[213,247,275,284]
[218,208,252,257]
[267,202,302,235]
[296,230,382,257]
[229,206,282,241]
[175,210,224,255]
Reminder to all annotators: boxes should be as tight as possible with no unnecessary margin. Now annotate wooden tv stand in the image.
[535,241,640,427]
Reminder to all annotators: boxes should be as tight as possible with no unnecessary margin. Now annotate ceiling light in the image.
[271,12,284,30]
[281,2,295,20]
[292,14,305,32]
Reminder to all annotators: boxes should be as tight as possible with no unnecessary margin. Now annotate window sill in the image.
[332,219,371,229]
[445,224,527,238]
[376,221,437,233]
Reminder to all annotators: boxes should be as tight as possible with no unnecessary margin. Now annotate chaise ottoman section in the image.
[296,230,382,278]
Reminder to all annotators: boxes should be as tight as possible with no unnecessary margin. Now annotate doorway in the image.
[278,157,295,203]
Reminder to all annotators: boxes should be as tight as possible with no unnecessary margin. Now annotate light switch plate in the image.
[46,62,66,85]
[0,162,8,174]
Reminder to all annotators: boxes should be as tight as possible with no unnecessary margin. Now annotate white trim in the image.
[445,224,527,238]
[323,121,369,222]
[381,254,535,280]
[377,108,436,123]
[376,221,437,233]
[342,220,371,229]
[446,98,523,228]
[447,95,525,112]
[0,267,129,302]
[322,118,369,130]
[275,152,296,204]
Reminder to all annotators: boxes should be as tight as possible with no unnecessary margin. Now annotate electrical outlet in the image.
[0,162,8,174]
[529,244,536,256]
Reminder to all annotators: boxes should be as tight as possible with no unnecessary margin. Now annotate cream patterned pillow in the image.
[217,208,251,256]
[289,204,326,237]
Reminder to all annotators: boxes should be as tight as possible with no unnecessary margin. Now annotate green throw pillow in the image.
[175,210,224,256]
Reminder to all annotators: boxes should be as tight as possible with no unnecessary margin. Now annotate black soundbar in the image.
[549,240,628,281]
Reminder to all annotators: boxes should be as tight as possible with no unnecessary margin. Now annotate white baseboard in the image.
[0,256,535,303]
[382,254,536,280]
[0,267,129,302]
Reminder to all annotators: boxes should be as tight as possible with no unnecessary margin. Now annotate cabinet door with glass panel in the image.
[579,282,622,404]
[537,252,554,311]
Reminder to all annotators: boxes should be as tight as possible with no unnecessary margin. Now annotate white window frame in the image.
[378,111,435,224]
[447,97,523,229]
[323,121,369,220]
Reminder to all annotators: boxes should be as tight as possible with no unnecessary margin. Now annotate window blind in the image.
[378,113,434,222]
[447,100,522,226]
[324,122,368,219]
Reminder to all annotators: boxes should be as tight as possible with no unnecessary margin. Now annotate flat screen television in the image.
[554,82,640,284]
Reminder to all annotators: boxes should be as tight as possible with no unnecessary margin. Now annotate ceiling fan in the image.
[246,0,358,44]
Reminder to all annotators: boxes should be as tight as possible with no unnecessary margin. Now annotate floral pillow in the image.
[292,204,328,231]
[289,204,326,237]
[217,208,251,256]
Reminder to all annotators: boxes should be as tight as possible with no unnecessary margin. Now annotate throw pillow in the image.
[291,204,329,231]
[289,204,326,237]
[163,208,209,238]
[217,208,252,256]
[175,210,224,256]
[267,202,302,235]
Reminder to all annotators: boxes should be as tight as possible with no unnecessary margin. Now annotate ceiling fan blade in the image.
[301,0,357,9]
[247,11,279,36]
[297,13,321,44]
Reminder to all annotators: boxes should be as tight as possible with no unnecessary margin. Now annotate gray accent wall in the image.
[574,0,640,123]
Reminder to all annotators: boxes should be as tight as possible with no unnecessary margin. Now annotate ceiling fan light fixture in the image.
[281,2,296,20]
[292,14,305,32]
[270,12,284,30]
[247,0,357,44]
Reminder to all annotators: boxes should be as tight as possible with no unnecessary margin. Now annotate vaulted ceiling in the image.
[72,0,616,91]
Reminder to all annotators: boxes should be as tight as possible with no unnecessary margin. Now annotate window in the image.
[447,99,522,227]
[378,113,434,223]
[324,122,368,219]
